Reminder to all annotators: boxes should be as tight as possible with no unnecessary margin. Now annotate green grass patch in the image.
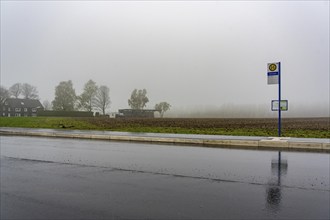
[0,117,98,130]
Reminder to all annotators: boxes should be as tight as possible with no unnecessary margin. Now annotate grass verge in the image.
[0,117,98,130]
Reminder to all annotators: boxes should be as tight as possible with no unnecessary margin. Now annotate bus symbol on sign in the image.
[268,63,277,72]
[268,63,279,73]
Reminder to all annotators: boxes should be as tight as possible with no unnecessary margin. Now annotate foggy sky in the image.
[1,1,329,116]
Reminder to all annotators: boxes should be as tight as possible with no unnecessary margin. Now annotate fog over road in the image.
[1,136,329,219]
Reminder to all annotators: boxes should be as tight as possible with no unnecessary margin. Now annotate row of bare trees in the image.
[0,83,39,101]
[52,80,111,115]
[0,81,110,115]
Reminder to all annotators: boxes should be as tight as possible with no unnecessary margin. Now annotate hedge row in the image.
[37,110,93,117]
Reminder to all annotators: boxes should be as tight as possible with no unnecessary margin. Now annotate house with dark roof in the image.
[0,98,44,117]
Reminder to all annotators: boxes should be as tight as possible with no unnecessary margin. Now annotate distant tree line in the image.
[1,80,171,117]
[128,88,171,117]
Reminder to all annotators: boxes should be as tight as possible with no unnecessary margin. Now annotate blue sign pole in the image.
[278,62,282,166]
[278,62,281,137]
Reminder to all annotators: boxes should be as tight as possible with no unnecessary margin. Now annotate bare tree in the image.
[0,86,9,104]
[42,100,52,110]
[9,83,22,98]
[155,102,171,118]
[78,80,98,112]
[95,85,111,115]
[21,83,39,99]
[128,89,149,110]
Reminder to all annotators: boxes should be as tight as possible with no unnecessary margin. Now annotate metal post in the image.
[278,62,281,137]
[278,63,282,181]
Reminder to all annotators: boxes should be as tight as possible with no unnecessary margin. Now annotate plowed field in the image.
[83,117,329,138]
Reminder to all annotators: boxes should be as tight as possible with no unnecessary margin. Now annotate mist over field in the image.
[1,1,329,117]
[166,103,329,118]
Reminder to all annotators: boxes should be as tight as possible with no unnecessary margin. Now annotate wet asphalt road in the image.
[1,136,329,219]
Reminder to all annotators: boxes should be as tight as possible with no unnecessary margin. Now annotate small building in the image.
[116,109,156,118]
[109,112,117,118]
[0,98,44,117]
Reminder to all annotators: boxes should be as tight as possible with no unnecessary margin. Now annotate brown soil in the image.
[83,117,329,131]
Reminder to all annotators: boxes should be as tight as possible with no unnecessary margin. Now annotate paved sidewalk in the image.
[0,127,329,152]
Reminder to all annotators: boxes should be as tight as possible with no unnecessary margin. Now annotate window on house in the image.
[32,108,37,112]
[8,108,11,111]
[2,113,5,116]
[24,108,28,112]
[15,108,21,112]
[15,113,21,117]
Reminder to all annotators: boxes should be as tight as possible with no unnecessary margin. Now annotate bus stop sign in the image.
[267,63,279,85]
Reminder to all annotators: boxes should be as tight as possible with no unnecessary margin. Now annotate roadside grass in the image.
[0,117,328,138]
[0,117,98,130]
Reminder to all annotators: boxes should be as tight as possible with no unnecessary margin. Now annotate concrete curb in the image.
[0,129,329,153]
